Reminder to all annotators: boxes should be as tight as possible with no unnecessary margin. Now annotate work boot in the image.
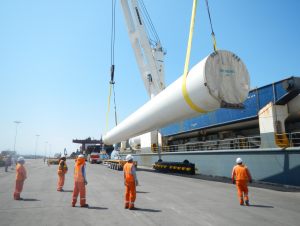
[239,198,244,206]
[72,204,75,207]
[245,200,249,206]
[80,204,89,208]
[124,205,129,209]
[129,205,135,210]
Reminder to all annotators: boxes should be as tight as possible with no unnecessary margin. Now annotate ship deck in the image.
[0,159,299,226]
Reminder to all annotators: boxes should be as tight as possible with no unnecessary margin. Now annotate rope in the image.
[111,0,116,65]
[106,0,118,132]
[182,0,207,113]
[112,83,118,125]
[205,0,217,51]
[106,84,113,132]
[138,0,160,44]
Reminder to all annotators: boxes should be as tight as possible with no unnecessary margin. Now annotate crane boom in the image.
[120,0,165,98]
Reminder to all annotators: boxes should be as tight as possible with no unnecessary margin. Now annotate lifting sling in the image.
[182,0,218,113]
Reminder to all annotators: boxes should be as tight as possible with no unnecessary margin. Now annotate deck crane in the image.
[120,0,166,151]
[120,0,165,99]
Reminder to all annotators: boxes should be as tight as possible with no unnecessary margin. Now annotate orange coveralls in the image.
[14,163,27,200]
[72,158,87,207]
[57,159,68,191]
[231,164,252,205]
[124,162,137,209]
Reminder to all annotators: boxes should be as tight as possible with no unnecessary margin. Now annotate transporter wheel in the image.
[183,159,189,164]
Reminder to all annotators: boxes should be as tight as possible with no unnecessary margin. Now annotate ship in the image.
[120,76,300,187]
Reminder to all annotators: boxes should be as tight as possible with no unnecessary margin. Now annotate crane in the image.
[120,0,165,99]
[119,0,167,151]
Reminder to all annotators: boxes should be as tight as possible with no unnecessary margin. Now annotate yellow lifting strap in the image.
[182,0,207,113]
[105,83,113,132]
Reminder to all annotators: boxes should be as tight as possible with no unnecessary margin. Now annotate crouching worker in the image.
[57,157,68,191]
[72,154,88,207]
[14,157,27,200]
[124,154,138,210]
[232,157,252,206]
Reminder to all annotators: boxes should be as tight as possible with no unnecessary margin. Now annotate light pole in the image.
[13,121,22,154]
[48,143,52,158]
[35,134,40,159]
[44,141,48,158]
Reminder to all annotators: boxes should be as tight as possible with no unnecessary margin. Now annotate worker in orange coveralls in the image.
[72,154,88,207]
[57,157,68,192]
[123,154,138,210]
[232,157,252,206]
[13,157,27,200]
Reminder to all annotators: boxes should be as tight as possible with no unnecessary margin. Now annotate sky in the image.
[0,0,299,156]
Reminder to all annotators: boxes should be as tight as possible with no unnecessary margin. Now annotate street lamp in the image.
[44,141,48,158]
[48,143,52,157]
[35,134,40,159]
[13,121,22,154]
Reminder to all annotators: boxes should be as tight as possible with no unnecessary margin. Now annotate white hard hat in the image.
[17,156,25,162]
[236,157,243,164]
[126,154,133,161]
[78,154,85,159]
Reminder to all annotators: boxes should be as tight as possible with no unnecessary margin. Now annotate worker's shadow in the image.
[131,207,161,212]
[62,190,73,193]
[136,191,150,194]
[23,198,40,201]
[249,204,274,208]
[88,206,108,210]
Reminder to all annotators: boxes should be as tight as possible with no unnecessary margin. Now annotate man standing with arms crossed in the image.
[72,155,88,207]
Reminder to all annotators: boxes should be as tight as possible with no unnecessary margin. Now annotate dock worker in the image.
[231,157,252,206]
[72,154,88,208]
[13,157,27,200]
[5,155,12,172]
[57,157,68,192]
[123,154,138,210]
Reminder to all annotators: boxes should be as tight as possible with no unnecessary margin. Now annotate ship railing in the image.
[158,136,261,152]
[151,132,300,153]
[287,132,300,147]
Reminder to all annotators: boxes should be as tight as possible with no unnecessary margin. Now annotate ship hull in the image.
[121,148,300,187]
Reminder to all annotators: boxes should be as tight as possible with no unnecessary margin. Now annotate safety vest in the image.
[16,163,27,181]
[124,162,135,183]
[232,165,251,181]
[74,164,85,182]
[58,160,68,175]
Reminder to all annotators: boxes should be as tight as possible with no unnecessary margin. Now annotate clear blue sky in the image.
[0,0,299,156]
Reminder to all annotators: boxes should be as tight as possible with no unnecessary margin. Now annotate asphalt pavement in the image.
[0,159,299,226]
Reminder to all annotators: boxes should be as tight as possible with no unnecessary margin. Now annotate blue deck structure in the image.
[161,77,300,137]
